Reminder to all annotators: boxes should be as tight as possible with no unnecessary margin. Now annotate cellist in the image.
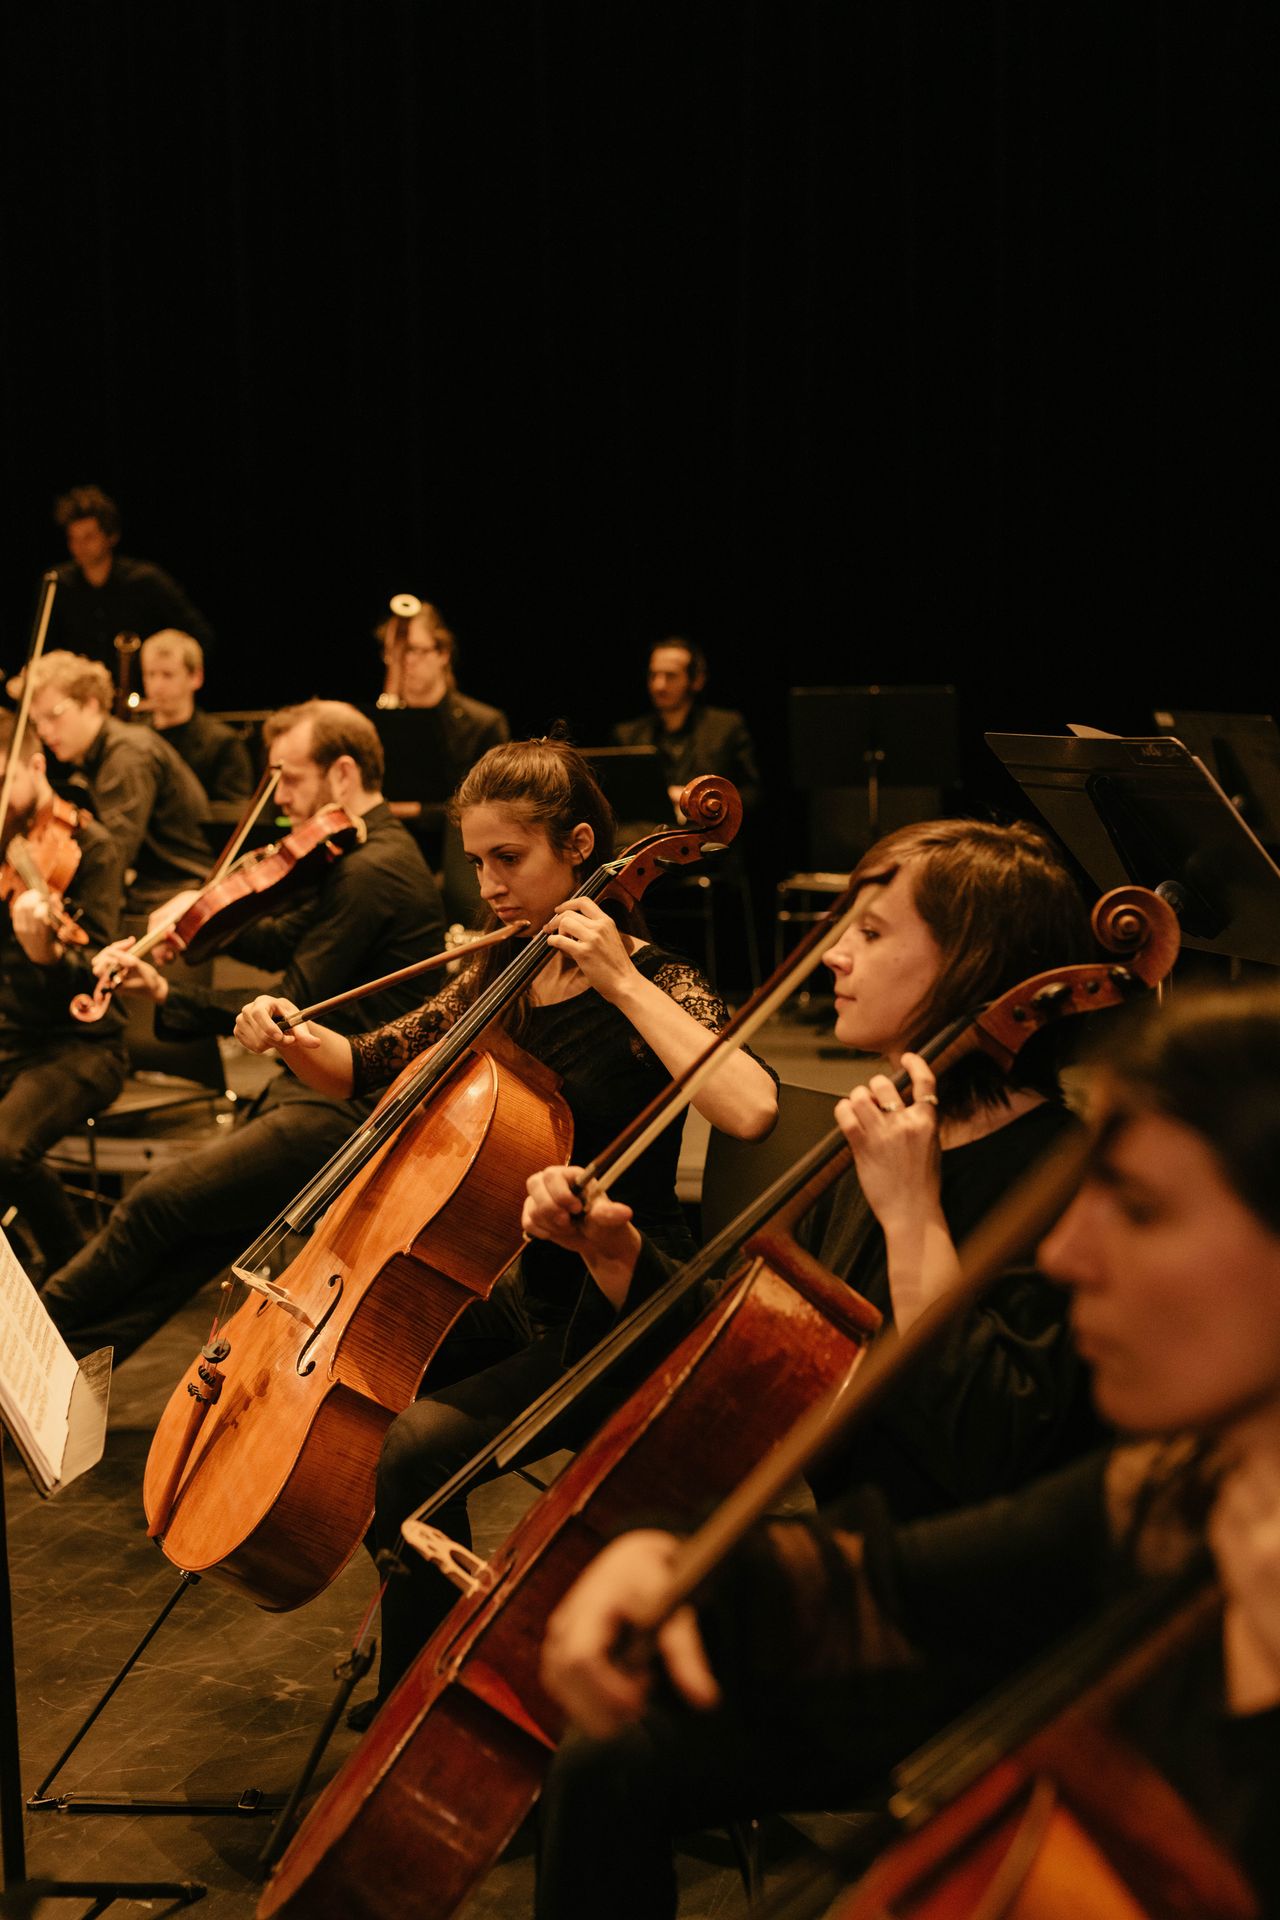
[0,710,126,1277]
[233,737,779,1724]
[526,819,1107,1526]
[535,983,1280,1919]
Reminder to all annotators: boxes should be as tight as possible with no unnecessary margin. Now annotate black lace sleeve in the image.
[349,974,470,1094]
[636,956,779,1085]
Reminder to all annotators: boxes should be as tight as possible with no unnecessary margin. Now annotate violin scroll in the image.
[675,774,743,847]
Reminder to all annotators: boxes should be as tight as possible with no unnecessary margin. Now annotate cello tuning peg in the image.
[698,840,728,858]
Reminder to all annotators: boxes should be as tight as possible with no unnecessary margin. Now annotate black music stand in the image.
[1151,708,1280,853]
[986,731,1280,967]
[581,745,674,839]
[789,686,959,843]
[0,1338,203,1909]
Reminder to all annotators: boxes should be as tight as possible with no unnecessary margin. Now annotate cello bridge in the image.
[401,1521,494,1595]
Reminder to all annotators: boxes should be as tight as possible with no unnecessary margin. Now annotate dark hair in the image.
[263,699,384,789]
[54,485,121,539]
[449,738,626,1030]
[1093,985,1280,1233]
[848,818,1094,1117]
[649,636,707,683]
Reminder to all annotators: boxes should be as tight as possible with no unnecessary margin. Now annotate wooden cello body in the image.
[257,1247,882,1920]
[143,1032,572,1608]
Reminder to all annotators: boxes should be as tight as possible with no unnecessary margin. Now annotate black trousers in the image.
[40,1085,362,1363]
[535,1667,980,1920]
[373,1281,570,1698]
[0,1038,125,1271]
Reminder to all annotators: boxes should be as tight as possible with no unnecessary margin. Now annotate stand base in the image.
[4,1877,205,1913]
[32,1788,282,1817]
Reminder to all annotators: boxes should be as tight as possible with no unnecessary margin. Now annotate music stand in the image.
[0,1267,203,1907]
[986,731,1280,966]
[1151,709,1280,852]
[581,746,674,838]
[789,686,959,838]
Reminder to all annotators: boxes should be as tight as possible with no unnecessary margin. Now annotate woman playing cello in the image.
[526,818,1105,1526]
[234,738,779,1719]
[536,983,1280,1919]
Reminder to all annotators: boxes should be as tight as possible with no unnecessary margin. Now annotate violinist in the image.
[27,650,211,915]
[0,713,126,1277]
[525,819,1105,1527]
[140,629,253,805]
[40,699,446,1363]
[232,738,779,1724]
[535,984,1280,1919]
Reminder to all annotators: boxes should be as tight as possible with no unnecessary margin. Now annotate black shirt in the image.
[629,1101,1103,1523]
[150,711,253,806]
[48,554,215,665]
[76,716,212,911]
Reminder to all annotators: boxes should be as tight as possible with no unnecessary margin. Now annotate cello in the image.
[254,887,1181,1920]
[141,776,745,1609]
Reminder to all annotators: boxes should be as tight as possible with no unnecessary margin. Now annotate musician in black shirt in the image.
[40,700,445,1363]
[47,485,214,665]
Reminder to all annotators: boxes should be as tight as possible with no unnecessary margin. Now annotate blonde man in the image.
[28,651,210,914]
[141,629,253,804]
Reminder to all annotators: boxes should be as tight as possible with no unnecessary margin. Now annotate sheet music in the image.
[0,1225,78,1491]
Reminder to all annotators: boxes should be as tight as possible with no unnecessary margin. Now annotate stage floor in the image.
[5,1003,864,1918]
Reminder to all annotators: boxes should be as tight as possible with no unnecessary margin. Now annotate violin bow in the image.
[0,570,59,837]
[206,763,281,884]
[277,920,530,1030]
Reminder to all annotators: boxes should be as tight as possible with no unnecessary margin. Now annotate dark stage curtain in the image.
[0,3,1272,847]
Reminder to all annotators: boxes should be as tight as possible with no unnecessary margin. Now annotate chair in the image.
[47,994,237,1231]
[698,1080,838,1252]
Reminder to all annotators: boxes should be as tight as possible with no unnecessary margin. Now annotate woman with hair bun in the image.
[235,737,778,1719]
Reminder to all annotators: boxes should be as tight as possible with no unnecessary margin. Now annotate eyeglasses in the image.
[33,698,75,730]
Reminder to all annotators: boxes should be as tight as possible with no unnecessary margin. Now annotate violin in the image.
[141,776,745,1611]
[69,794,364,1023]
[254,887,1182,1920]
[0,795,89,948]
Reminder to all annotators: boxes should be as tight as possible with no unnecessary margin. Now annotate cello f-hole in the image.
[296,1275,344,1377]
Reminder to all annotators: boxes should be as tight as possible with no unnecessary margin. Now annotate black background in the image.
[1,2,1272,883]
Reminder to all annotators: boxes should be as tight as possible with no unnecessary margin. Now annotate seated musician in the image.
[611,637,761,821]
[534,985,1280,1918]
[371,598,509,876]
[140,629,253,806]
[40,699,445,1363]
[27,651,211,916]
[0,714,126,1277]
[232,737,779,1728]
[526,820,1105,1528]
